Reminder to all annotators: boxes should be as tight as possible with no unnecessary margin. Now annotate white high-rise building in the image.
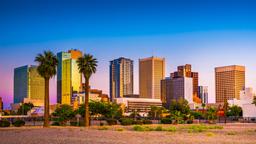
[172,77,193,103]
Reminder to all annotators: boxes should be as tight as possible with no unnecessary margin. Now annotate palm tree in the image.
[77,54,98,127]
[35,51,58,127]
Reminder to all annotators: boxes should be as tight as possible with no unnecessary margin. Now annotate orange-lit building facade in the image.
[171,64,199,99]
[139,57,165,99]
[215,65,245,103]
[57,49,82,105]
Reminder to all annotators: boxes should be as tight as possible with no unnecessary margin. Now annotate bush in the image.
[70,121,78,126]
[51,121,61,126]
[133,125,146,131]
[133,120,143,125]
[0,120,11,127]
[155,126,163,131]
[160,118,172,124]
[12,120,25,127]
[106,119,117,125]
[120,118,134,126]
[142,119,152,124]
[98,126,108,130]
[166,126,177,132]
[186,120,193,124]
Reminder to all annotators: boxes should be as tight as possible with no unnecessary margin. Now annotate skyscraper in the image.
[139,57,165,99]
[198,86,208,104]
[110,57,133,101]
[14,65,45,103]
[215,65,245,103]
[171,64,199,98]
[57,49,82,105]
[161,77,193,108]
[0,97,3,112]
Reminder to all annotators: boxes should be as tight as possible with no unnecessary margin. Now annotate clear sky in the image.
[1,0,256,109]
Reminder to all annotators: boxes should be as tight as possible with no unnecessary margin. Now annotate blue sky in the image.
[1,0,256,108]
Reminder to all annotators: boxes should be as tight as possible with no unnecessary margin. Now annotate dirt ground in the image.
[0,123,256,144]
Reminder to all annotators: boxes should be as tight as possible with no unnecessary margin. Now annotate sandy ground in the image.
[0,123,256,144]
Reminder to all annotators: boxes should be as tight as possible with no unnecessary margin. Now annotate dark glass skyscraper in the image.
[14,65,45,104]
[110,57,133,101]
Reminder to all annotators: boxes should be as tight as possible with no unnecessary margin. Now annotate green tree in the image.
[77,54,98,127]
[169,98,190,114]
[52,104,74,125]
[148,106,166,120]
[17,103,34,115]
[227,105,242,118]
[206,107,217,122]
[105,102,122,119]
[35,51,58,127]
[75,101,122,120]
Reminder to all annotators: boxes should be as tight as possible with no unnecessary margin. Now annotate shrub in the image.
[12,120,25,127]
[120,118,134,126]
[142,119,152,124]
[186,120,193,124]
[133,125,146,131]
[51,121,61,126]
[0,120,11,127]
[166,126,177,132]
[106,119,117,125]
[70,121,78,126]
[160,118,172,124]
[98,126,108,130]
[116,128,124,131]
[206,132,215,137]
[133,120,143,125]
[155,126,163,131]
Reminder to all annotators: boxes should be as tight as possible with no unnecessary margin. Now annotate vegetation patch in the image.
[116,128,124,131]
[12,120,25,127]
[98,126,109,130]
[227,132,236,135]
[0,120,11,127]
[206,132,215,137]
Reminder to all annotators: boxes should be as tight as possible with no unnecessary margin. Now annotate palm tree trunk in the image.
[84,78,90,127]
[44,78,50,127]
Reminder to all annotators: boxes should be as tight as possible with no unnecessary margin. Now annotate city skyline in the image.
[1,0,256,108]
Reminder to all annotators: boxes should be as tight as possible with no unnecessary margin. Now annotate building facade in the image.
[171,64,199,99]
[57,49,82,105]
[14,65,45,104]
[139,57,165,99]
[110,57,133,101]
[172,77,193,103]
[215,65,245,103]
[198,86,208,104]
[0,97,3,111]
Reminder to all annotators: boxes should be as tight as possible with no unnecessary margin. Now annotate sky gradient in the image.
[1,0,256,109]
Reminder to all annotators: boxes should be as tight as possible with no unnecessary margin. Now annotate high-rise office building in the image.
[161,78,171,107]
[171,64,199,98]
[139,57,165,99]
[57,49,82,105]
[0,97,3,111]
[110,57,133,101]
[14,65,45,104]
[161,77,193,108]
[215,65,245,103]
[198,86,208,104]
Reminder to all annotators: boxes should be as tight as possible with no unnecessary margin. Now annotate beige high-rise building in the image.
[215,65,245,103]
[139,57,165,99]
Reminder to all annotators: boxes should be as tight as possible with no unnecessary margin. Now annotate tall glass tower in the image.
[14,65,45,103]
[57,49,82,105]
[110,57,133,101]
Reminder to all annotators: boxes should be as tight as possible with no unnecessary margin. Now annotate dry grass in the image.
[0,123,256,144]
